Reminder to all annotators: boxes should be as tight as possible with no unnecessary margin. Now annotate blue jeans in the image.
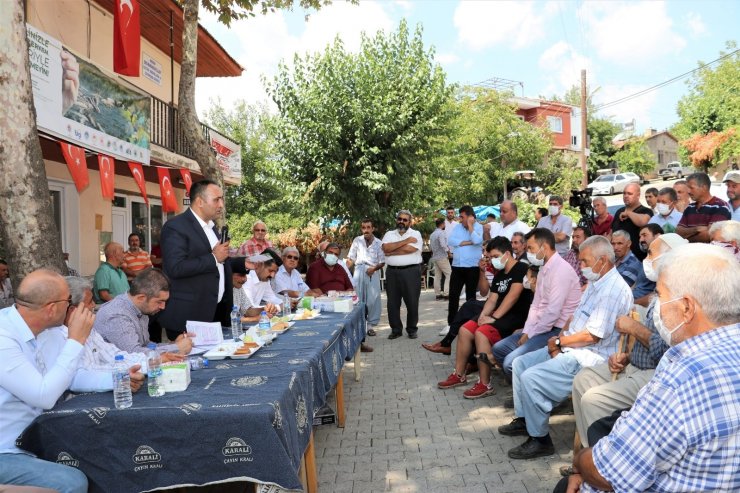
[0,453,88,493]
[492,327,560,378]
[353,264,381,327]
[512,347,582,437]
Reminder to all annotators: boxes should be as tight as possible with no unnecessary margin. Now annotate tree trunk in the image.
[0,0,67,289]
[178,0,224,194]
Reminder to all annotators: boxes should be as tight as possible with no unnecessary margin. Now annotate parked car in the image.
[658,162,695,180]
[587,173,641,195]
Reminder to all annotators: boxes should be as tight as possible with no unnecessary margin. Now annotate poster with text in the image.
[210,129,242,182]
[27,24,150,164]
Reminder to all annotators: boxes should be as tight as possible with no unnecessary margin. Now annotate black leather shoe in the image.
[388,333,402,340]
[408,333,418,339]
[498,417,528,436]
[507,436,554,460]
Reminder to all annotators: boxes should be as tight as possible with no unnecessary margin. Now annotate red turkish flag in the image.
[128,162,148,205]
[179,169,193,196]
[157,167,178,213]
[113,0,140,76]
[98,154,115,200]
[59,142,89,193]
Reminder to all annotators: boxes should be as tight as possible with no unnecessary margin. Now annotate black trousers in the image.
[441,299,485,347]
[386,265,421,335]
[447,266,480,325]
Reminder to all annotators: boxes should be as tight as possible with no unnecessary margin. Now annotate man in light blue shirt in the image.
[447,205,484,327]
[0,269,93,493]
[537,195,573,256]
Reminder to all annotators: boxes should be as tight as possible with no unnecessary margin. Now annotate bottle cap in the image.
[261,310,267,315]
[115,354,124,361]
[147,343,157,350]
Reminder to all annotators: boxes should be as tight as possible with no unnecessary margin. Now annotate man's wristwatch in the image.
[555,337,563,352]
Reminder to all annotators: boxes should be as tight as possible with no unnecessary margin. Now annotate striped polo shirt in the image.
[677,196,731,228]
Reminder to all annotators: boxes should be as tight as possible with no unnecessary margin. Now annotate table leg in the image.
[335,369,346,428]
[303,432,318,493]
[353,347,361,382]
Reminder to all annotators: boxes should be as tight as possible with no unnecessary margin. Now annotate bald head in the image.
[104,242,125,267]
[16,269,68,306]
[622,183,642,207]
[499,200,518,226]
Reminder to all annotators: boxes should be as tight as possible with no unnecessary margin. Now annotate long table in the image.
[16,305,366,493]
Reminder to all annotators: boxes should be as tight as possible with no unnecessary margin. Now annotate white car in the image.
[587,173,641,195]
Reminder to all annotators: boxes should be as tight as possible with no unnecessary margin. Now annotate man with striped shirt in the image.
[677,172,731,242]
[122,233,152,281]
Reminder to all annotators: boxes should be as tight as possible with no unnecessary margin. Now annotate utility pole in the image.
[580,69,588,189]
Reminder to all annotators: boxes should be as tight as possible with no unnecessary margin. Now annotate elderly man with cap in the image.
[273,247,322,299]
[571,243,740,493]
[723,170,740,221]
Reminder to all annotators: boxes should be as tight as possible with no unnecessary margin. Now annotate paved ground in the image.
[314,289,574,493]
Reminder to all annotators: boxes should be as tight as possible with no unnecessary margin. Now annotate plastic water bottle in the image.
[113,355,133,409]
[146,343,165,397]
[230,305,241,341]
[258,311,271,332]
[283,294,291,317]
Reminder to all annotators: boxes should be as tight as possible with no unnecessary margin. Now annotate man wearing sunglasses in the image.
[274,247,322,299]
[0,269,94,492]
[235,220,273,257]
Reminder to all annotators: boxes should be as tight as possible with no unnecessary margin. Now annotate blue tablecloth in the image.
[16,305,365,493]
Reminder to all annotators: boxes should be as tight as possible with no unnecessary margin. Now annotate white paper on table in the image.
[186,320,224,346]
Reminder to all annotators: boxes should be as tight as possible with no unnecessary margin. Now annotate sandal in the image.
[559,465,576,477]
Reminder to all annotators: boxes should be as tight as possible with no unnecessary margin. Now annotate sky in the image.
[196,0,739,134]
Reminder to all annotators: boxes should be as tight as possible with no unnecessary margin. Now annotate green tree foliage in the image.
[586,117,621,176]
[537,152,583,199]
[265,20,455,228]
[432,87,551,205]
[612,139,656,177]
[674,41,740,166]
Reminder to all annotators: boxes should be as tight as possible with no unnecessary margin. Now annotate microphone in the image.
[220,225,229,243]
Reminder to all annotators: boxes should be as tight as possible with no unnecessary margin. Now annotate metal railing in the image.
[149,95,231,160]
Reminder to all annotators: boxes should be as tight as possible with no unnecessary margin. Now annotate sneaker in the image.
[437,372,467,389]
[463,382,496,399]
[507,436,555,460]
[498,417,528,436]
[438,325,450,336]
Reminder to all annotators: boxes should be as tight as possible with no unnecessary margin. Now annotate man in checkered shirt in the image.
[572,243,740,492]
[499,235,633,460]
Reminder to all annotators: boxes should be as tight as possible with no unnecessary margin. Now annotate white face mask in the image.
[527,246,545,266]
[324,253,338,266]
[581,257,605,282]
[656,203,671,216]
[643,257,658,282]
[548,205,560,216]
[491,252,508,270]
[522,276,532,290]
[653,296,686,346]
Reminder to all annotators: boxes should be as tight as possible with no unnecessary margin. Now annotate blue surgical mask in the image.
[527,246,545,266]
[491,252,508,270]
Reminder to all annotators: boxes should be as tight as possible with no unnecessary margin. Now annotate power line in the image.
[595,49,739,111]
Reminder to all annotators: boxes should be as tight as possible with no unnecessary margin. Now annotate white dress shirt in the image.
[191,209,224,302]
[381,228,423,266]
[38,326,148,393]
[499,219,531,239]
[0,306,82,454]
[274,265,310,296]
[244,271,283,307]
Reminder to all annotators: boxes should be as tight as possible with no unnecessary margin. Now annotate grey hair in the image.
[611,230,631,243]
[252,220,266,229]
[396,209,413,219]
[709,220,740,243]
[65,276,92,305]
[591,196,606,206]
[579,235,615,263]
[656,244,740,325]
[282,246,299,256]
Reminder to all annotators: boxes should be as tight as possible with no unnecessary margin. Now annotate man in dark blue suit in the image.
[158,180,232,340]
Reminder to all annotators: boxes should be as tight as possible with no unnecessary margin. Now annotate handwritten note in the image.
[186,321,224,347]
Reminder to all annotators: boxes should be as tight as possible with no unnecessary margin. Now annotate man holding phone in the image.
[158,180,233,340]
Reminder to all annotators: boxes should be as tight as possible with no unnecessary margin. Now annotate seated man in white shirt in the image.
[230,257,279,322]
[38,276,177,393]
[273,247,322,299]
[0,269,93,492]
[244,258,283,312]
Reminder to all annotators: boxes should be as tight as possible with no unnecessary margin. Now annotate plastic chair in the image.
[425,260,436,290]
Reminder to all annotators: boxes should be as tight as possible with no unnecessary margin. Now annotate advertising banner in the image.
[27,24,150,164]
[210,130,242,182]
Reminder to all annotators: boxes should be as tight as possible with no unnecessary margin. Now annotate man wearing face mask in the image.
[648,187,682,233]
[536,196,573,256]
[708,220,740,262]
[382,210,424,339]
[631,224,664,307]
[491,229,581,386]
[569,233,685,457]
[572,243,740,493]
[500,235,632,460]
[306,243,353,295]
